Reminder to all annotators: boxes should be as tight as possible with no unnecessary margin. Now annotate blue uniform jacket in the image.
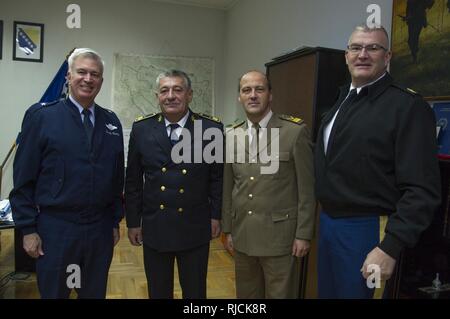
[10,98,125,235]
[125,111,223,252]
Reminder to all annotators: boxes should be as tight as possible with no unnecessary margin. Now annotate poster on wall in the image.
[390,0,450,99]
[13,21,44,63]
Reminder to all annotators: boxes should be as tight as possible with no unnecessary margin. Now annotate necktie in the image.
[250,123,260,158]
[169,123,180,145]
[327,89,358,152]
[82,109,94,148]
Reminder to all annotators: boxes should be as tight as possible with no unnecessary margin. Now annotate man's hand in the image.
[128,227,143,246]
[23,232,44,258]
[211,219,221,239]
[225,233,234,253]
[292,239,310,257]
[361,247,396,280]
[113,228,120,246]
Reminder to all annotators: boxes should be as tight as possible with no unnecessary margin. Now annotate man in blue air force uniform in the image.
[10,48,124,298]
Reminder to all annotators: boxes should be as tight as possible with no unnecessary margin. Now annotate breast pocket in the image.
[51,157,65,197]
[270,151,291,179]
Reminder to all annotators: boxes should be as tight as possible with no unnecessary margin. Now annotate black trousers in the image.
[143,243,210,299]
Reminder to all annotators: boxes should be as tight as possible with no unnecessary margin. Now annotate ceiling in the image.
[151,0,238,10]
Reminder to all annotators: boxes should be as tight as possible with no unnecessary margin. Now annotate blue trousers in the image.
[36,213,114,298]
[318,211,387,299]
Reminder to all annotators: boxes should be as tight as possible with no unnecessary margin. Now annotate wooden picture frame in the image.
[390,0,450,100]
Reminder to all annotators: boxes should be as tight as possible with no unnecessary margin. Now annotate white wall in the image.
[0,0,226,198]
[222,0,393,123]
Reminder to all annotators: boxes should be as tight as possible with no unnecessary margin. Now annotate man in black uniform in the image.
[125,69,223,299]
[10,48,124,298]
[314,25,440,298]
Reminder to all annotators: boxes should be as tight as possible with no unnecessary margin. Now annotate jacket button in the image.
[248,211,253,215]
[250,176,254,181]
[160,204,165,210]
[248,194,253,199]
[162,167,167,173]
[182,169,187,175]
[58,179,62,183]
[179,188,184,194]
[160,186,166,191]
[178,208,184,213]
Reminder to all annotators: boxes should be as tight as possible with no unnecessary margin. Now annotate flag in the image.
[16,58,69,144]
[39,59,69,103]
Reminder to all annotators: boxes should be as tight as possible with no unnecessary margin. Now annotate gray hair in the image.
[156,69,192,90]
[68,48,105,74]
[348,25,390,49]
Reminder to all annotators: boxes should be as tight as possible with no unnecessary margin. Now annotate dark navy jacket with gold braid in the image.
[314,73,441,259]
[125,110,223,252]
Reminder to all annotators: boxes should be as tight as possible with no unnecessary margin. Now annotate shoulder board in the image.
[231,120,245,128]
[197,113,221,123]
[135,113,158,123]
[40,100,59,107]
[279,114,304,125]
[391,83,420,96]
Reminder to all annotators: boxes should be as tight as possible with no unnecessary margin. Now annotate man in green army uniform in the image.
[221,70,316,299]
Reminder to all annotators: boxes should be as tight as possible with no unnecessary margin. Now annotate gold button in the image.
[248,194,253,199]
[248,211,253,215]
[160,186,166,191]
[160,204,165,210]
[162,167,167,173]
[250,176,254,181]
[182,169,187,175]
[179,188,185,194]
[178,208,184,213]
[286,214,289,218]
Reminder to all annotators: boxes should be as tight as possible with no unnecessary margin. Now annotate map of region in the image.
[112,53,214,129]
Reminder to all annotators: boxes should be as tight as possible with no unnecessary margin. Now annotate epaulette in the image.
[40,100,59,107]
[231,120,245,128]
[197,113,221,123]
[135,113,157,123]
[392,83,420,96]
[279,114,304,125]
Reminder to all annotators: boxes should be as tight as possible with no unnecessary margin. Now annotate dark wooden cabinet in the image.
[265,47,350,142]
[265,47,349,298]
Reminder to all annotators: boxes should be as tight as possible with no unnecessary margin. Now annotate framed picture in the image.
[13,21,44,63]
[0,20,3,60]
[390,0,450,100]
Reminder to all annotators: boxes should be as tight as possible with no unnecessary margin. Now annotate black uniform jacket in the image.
[314,73,441,259]
[125,111,223,252]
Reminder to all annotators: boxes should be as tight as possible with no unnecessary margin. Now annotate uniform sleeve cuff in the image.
[378,233,404,260]
[21,226,37,235]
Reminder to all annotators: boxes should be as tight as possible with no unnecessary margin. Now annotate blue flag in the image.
[39,60,69,103]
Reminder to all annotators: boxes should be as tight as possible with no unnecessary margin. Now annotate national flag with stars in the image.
[17,27,38,55]
[39,59,69,103]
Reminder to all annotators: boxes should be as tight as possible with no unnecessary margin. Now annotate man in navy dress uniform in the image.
[125,69,223,298]
[10,48,124,298]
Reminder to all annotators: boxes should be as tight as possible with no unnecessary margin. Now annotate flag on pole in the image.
[39,59,69,103]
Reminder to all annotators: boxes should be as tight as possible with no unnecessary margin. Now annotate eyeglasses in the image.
[347,44,388,54]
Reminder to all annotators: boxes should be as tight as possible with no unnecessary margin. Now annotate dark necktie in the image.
[169,123,180,145]
[82,109,94,148]
[327,89,358,153]
[250,123,260,156]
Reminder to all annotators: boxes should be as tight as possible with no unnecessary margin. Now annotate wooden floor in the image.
[0,223,236,299]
